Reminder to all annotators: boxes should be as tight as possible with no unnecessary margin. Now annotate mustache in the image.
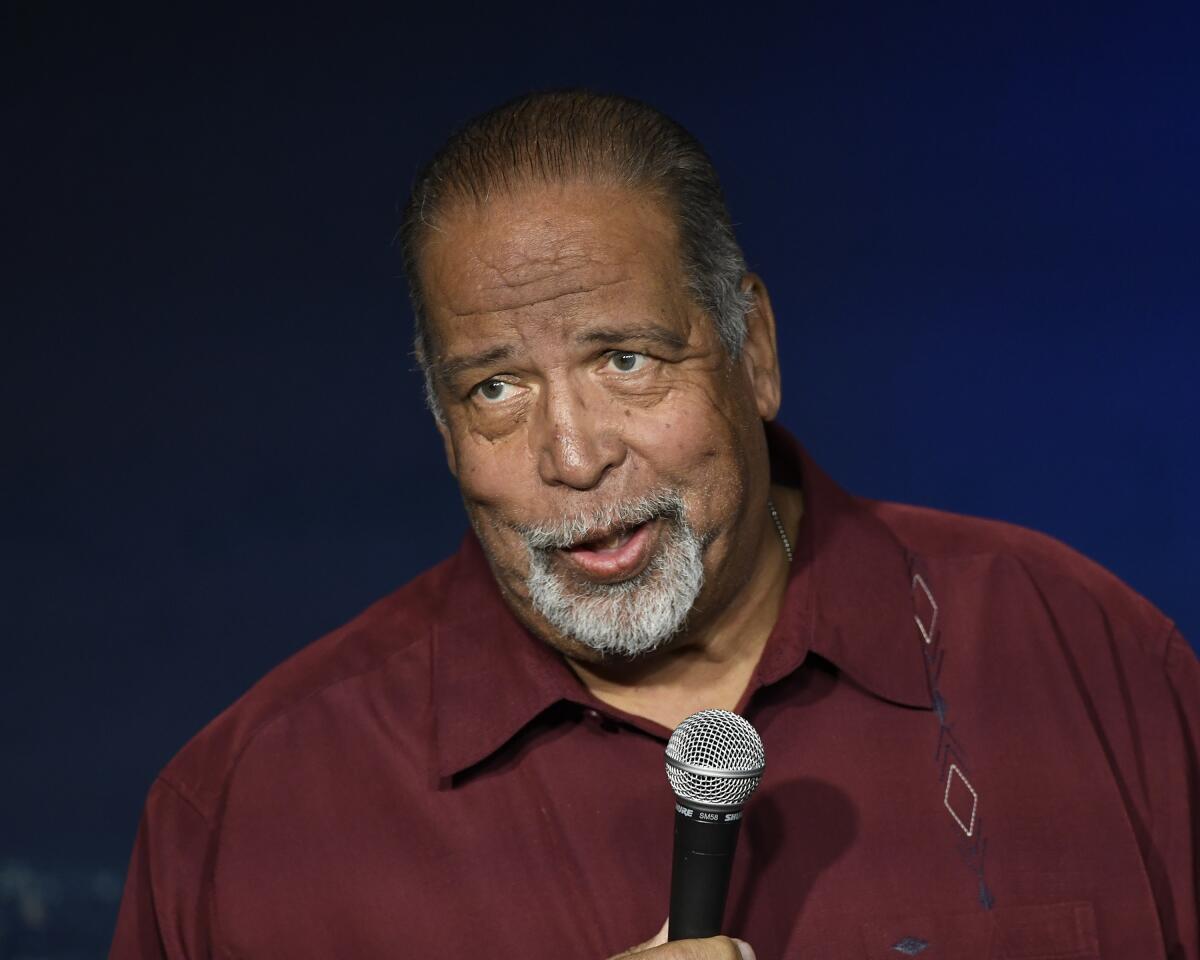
[513,489,686,550]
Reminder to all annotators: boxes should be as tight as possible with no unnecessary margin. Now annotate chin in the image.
[551,626,685,669]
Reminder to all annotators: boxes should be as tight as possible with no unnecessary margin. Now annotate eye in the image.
[473,378,518,403]
[606,351,648,373]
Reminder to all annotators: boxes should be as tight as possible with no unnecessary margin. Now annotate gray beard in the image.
[517,490,705,659]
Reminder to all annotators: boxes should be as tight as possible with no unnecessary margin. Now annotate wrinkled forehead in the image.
[417,181,694,342]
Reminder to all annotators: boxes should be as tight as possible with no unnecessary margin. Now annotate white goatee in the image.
[517,490,705,658]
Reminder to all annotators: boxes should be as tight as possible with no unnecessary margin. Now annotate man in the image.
[111,91,1198,959]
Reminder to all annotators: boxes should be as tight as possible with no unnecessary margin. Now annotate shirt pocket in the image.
[859,900,1099,959]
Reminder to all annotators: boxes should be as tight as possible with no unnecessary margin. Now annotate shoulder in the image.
[156,552,459,820]
[870,498,1177,658]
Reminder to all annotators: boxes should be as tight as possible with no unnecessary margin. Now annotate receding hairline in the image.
[399,89,753,419]
[410,176,688,323]
[409,170,680,258]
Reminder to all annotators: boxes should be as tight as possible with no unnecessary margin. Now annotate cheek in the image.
[452,441,537,580]
[625,388,741,476]
[635,418,707,473]
[453,433,537,512]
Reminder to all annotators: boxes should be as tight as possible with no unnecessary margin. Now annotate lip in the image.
[559,518,660,583]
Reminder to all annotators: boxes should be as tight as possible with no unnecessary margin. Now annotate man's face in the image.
[418,181,780,663]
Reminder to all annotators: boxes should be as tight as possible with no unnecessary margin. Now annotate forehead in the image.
[418,181,688,330]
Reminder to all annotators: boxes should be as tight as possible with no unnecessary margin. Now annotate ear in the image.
[737,273,782,421]
[435,417,458,477]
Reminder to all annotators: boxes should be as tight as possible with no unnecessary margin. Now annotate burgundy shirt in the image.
[111,426,1198,959]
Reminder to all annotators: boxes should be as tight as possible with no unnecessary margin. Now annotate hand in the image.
[608,920,755,960]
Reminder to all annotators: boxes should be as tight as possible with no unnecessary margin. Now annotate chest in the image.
[211,677,1162,959]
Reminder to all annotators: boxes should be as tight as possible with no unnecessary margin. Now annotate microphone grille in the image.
[665,709,765,809]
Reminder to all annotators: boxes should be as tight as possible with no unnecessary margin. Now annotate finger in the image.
[703,937,754,960]
[682,935,753,960]
[607,919,668,958]
[615,934,755,960]
[646,918,669,948]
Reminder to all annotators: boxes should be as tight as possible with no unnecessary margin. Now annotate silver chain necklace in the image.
[766,498,793,564]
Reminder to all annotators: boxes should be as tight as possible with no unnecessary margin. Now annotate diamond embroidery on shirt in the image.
[912,573,938,644]
[914,569,994,909]
[944,762,978,836]
[891,937,929,956]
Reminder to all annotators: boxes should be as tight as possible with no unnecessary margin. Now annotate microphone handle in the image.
[667,804,743,941]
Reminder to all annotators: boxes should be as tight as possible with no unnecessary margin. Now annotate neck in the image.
[567,484,802,731]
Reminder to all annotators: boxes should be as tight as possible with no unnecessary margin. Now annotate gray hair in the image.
[518,488,706,658]
[398,90,752,422]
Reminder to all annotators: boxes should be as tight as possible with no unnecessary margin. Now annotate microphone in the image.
[664,709,766,941]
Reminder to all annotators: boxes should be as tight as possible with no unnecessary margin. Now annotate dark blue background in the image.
[2,3,1196,948]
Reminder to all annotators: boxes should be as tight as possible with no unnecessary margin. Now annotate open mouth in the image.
[559,518,660,582]
[565,520,648,554]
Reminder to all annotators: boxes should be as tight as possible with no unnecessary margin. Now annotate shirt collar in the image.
[430,422,932,779]
[753,423,933,711]
[430,535,579,779]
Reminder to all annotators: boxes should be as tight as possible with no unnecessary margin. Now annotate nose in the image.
[532,382,626,490]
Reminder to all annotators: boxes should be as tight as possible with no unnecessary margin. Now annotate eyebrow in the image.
[576,325,688,351]
[433,345,516,386]
[433,324,688,387]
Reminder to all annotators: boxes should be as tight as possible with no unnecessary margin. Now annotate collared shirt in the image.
[111,425,1198,959]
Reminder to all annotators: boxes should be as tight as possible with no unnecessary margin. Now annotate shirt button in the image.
[582,708,618,732]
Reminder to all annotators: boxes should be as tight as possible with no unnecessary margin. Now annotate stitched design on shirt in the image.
[891,937,930,956]
[913,570,996,912]
[913,573,938,644]
[943,763,978,836]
